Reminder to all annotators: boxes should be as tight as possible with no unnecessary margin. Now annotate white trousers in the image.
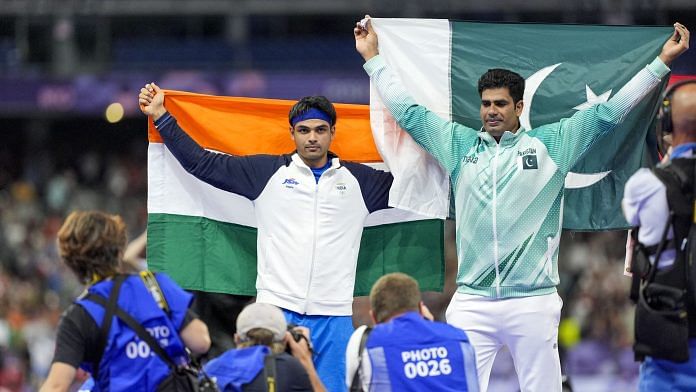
[446,292,563,392]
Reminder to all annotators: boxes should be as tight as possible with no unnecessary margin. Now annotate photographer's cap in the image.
[236,303,287,342]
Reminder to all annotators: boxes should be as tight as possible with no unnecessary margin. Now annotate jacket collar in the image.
[290,151,341,171]
[477,127,526,147]
[671,142,696,160]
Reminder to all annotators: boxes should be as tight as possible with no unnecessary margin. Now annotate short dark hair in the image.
[57,211,127,284]
[288,96,337,126]
[370,273,421,323]
[478,69,525,103]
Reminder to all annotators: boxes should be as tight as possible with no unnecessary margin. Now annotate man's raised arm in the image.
[354,16,477,175]
[138,83,279,200]
[535,23,690,173]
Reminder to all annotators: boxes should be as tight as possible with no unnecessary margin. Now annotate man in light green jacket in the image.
[355,17,690,392]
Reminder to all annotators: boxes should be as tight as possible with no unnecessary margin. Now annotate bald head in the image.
[671,83,696,142]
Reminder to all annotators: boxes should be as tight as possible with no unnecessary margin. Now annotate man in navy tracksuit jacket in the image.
[140,84,393,391]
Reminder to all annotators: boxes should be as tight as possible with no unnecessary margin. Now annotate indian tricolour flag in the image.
[370,19,672,230]
[147,92,445,296]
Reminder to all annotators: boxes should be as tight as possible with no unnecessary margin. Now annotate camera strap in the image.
[139,270,171,315]
[91,274,127,380]
[86,292,180,369]
[349,326,372,392]
[136,271,218,388]
[263,353,278,392]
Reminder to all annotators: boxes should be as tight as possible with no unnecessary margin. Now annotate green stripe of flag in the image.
[147,213,445,296]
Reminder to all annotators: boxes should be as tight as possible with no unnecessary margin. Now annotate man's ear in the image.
[369,309,378,326]
[289,126,295,140]
[515,100,524,117]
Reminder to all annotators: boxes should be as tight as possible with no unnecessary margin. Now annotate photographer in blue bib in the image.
[623,79,696,391]
[40,211,211,392]
[204,302,325,392]
[346,273,479,391]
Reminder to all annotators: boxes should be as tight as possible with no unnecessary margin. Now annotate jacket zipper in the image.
[304,180,319,313]
[492,142,501,298]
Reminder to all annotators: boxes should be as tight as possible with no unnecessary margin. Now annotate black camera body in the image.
[287,323,304,343]
[285,323,313,354]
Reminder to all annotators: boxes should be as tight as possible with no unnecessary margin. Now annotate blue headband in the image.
[290,108,332,127]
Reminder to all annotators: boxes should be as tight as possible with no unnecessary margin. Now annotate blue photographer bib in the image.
[365,312,478,391]
[204,345,269,391]
[76,274,193,392]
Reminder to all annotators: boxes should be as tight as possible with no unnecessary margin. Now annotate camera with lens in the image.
[286,323,313,354]
[287,323,303,342]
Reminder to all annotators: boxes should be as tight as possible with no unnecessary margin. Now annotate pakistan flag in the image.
[370,19,672,230]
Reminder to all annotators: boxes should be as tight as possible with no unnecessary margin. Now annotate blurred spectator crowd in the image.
[0,127,147,391]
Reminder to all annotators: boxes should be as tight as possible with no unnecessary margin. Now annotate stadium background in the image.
[1,1,696,390]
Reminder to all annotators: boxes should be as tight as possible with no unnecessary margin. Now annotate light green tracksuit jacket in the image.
[365,55,669,298]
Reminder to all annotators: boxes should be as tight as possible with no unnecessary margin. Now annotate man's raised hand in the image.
[659,23,690,66]
[354,15,379,62]
[138,82,167,121]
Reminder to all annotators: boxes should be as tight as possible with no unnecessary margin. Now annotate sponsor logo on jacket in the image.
[462,155,478,164]
[282,178,299,188]
[517,148,537,156]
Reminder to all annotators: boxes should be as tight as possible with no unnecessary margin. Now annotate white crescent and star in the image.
[520,64,613,189]
[524,156,535,167]
[519,63,561,131]
[573,85,612,111]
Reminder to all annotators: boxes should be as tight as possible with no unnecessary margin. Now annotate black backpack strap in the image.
[689,159,696,306]
[633,164,683,285]
[648,212,675,282]
[349,326,372,392]
[642,239,676,255]
[629,211,673,303]
[91,274,127,379]
[666,161,691,190]
[86,292,178,370]
[263,354,277,392]
[630,228,642,302]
